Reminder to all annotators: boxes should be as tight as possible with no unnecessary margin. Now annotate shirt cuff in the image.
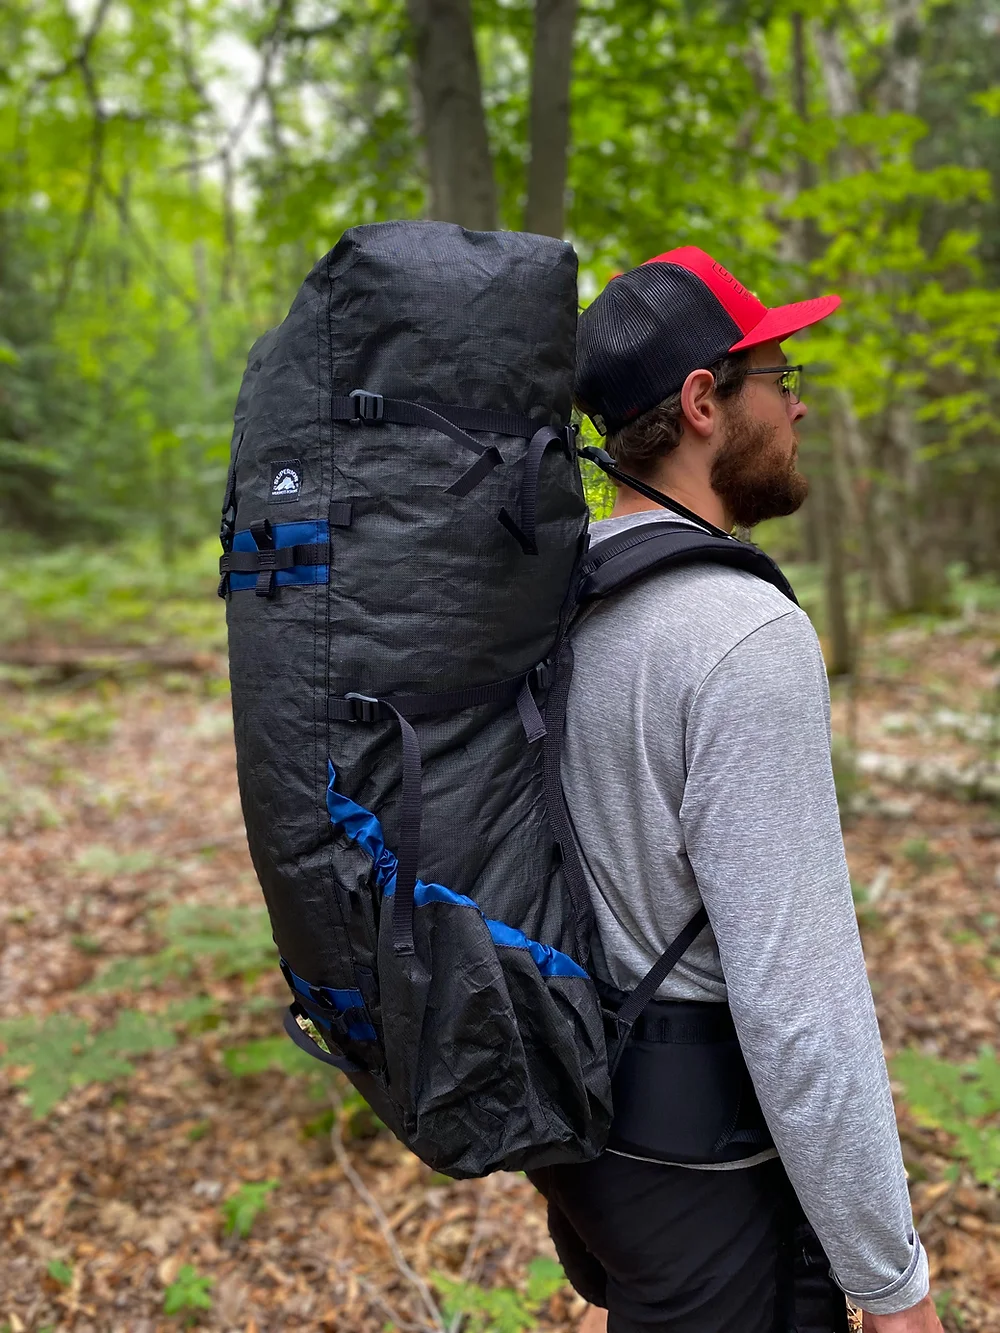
[843,1232,929,1316]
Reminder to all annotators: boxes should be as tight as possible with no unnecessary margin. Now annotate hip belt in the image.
[601,991,774,1166]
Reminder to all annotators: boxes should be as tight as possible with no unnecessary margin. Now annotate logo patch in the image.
[270,461,303,502]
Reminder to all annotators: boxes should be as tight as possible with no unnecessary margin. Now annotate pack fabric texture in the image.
[561,509,928,1315]
[223,220,613,1179]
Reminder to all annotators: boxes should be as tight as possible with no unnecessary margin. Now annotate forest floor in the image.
[0,574,998,1332]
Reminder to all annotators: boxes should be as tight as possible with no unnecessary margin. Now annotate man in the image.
[528,249,942,1332]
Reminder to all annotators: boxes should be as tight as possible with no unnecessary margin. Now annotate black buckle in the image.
[529,661,551,692]
[345,692,381,723]
[350,388,384,424]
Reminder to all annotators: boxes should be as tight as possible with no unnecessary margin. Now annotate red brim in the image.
[728,294,841,352]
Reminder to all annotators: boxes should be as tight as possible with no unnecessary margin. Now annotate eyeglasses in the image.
[744,365,803,401]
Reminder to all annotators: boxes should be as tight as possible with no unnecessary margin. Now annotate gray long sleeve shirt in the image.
[561,510,927,1316]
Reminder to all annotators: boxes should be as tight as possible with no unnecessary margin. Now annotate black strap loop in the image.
[616,908,710,1034]
[283,1005,360,1072]
[497,425,565,555]
[249,519,275,597]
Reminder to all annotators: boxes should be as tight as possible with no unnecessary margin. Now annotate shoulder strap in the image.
[578,521,798,607]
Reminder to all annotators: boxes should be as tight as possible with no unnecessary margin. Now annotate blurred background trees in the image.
[2,0,998,662]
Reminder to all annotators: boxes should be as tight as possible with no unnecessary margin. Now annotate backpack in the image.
[221,220,797,1179]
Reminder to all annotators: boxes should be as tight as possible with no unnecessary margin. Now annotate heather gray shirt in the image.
[562,510,927,1316]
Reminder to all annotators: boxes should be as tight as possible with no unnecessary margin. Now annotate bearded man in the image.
[527,250,943,1333]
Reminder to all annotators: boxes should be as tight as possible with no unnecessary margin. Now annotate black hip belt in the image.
[602,994,774,1166]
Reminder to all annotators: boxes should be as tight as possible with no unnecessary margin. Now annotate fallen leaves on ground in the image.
[0,607,997,1331]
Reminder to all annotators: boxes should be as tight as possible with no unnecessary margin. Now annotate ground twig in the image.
[329,1085,446,1332]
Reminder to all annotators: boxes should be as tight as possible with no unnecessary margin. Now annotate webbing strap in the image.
[497,425,565,555]
[249,518,275,596]
[283,1005,360,1072]
[615,907,710,1033]
[219,542,328,574]
[375,700,422,958]
[328,671,530,723]
[331,393,541,441]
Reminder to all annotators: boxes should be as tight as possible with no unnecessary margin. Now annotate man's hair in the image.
[605,352,750,477]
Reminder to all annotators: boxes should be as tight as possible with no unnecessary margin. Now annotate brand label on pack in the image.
[270,461,303,502]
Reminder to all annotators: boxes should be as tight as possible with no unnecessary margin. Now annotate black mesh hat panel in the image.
[575,263,743,434]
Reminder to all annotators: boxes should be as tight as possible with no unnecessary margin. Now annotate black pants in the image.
[528,1155,850,1333]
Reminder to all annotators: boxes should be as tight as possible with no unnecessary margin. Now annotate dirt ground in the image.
[0,611,998,1332]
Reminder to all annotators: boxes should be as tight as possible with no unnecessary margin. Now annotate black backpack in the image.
[221,220,796,1179]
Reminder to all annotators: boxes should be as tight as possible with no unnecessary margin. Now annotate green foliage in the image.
[163,1264,214,1320]
[0,540,223,650]
[46,1258,73,1287]
[221,1179,279,1239]
[92,904,275,992]
[892,1047,1000,1188]
[431,1257,567,1333]
[222,1036,317,1079]
[0,1009,176,1117]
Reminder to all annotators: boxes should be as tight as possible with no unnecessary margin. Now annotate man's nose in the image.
[790,398,808,424]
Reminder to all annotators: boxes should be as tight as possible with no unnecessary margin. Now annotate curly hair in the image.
[606,353,749,478]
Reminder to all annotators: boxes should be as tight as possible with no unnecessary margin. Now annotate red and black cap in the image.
[575,246,840,435]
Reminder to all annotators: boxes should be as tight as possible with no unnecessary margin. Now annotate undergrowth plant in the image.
[91,904,276,991]
[221,1180,279,1239]
[0,1000,216,1117]
[892,1047,1000,1187]
[163,1264,214,1323]
[431,1256,567,1333]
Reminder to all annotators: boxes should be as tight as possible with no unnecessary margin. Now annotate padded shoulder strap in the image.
[577,521,798,607]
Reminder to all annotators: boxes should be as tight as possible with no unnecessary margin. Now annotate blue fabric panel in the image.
[326,764,588,981]
[229,520,329,592]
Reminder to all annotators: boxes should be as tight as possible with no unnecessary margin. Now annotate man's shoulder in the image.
[583,514,810,676]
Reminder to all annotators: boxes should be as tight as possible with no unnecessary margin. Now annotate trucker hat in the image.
[575,246,841,435]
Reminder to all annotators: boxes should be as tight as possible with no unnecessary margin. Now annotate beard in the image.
[710,398,810,529]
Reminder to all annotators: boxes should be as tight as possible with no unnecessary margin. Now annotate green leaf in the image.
[220,1180,279,1239]
[163,1264,214,1316]
[46,1258,73,1287]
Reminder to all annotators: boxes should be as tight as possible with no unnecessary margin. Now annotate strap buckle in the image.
[350,388,384,424]
[345,692,381,723]
[528,661,551,692]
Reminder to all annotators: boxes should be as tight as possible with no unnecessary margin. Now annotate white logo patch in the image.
[270,462,303,502]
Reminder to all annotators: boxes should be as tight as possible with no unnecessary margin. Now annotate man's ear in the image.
[679,368,719,440]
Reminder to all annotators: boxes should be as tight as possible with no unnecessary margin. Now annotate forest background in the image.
[3,0,1000,661]
[1,1,1000,1331]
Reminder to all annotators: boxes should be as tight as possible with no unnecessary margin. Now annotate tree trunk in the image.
[406,0,498,230]
[812,13,945,615]
[524,0,577,237]
[790,12,853,671]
